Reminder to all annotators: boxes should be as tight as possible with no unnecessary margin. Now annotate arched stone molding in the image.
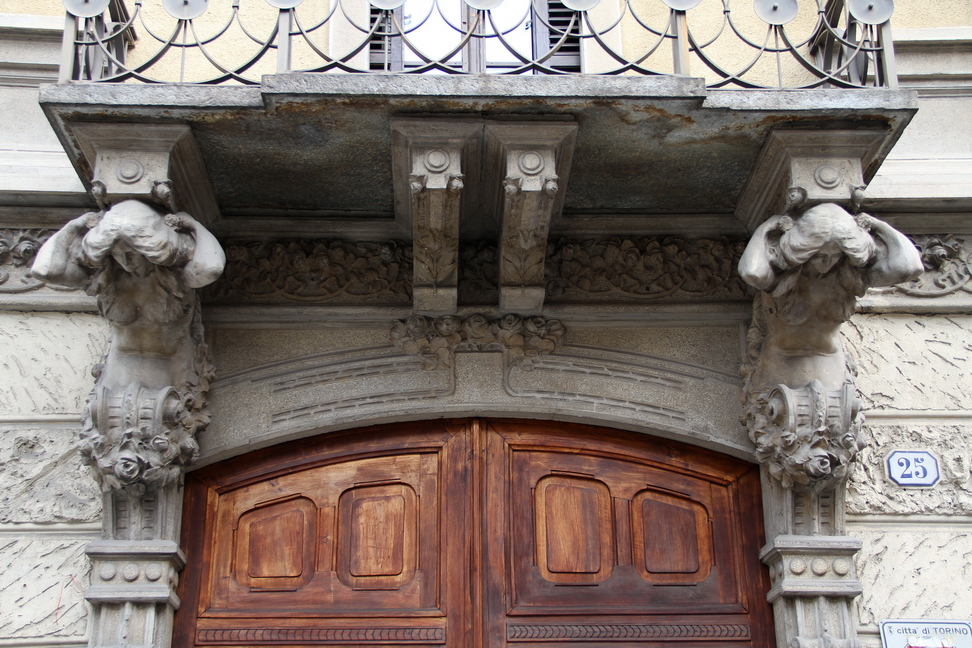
[198,319,750,467]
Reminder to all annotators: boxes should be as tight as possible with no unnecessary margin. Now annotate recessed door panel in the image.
[234,497,316,590]
[535,476,613,583]
[633,490,713,583]
[339,483,416,588]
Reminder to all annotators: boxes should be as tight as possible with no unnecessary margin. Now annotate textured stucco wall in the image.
[0,311,107,647]
[846,313,972,645]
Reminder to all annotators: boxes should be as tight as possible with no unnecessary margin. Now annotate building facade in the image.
[1,1,970,647]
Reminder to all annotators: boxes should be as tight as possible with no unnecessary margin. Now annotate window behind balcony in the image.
[369,0,581,73]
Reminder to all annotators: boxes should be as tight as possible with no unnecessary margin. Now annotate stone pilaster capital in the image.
[760,535,863,604]
[85,539,187,609]
[736,129,893,232]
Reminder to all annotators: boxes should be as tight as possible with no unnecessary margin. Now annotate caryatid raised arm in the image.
[739,202,921,489]
[32,199,225,492]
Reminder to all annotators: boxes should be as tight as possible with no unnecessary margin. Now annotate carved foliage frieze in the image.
[115,234,972,308]
[205,239,412,304]
[390,313,565,370]
[545,236,749,302]
[459,236,750,304]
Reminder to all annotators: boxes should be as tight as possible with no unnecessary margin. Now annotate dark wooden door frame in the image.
[175,419,774,647]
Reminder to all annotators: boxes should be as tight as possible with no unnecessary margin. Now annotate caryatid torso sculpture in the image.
[32,200,225,492]
[739,202,921,488]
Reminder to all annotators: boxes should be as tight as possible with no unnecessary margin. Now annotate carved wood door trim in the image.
[175,419,773,647]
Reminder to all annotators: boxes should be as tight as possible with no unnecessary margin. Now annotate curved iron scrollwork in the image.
[61,0,896,88]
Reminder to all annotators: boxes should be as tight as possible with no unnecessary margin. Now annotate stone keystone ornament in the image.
[32,199,225,493]
[738,200,921,489]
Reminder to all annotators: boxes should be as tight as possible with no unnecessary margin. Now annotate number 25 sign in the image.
[886,450,941,487]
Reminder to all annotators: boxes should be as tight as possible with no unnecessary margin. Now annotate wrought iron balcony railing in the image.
[58,0,897,88]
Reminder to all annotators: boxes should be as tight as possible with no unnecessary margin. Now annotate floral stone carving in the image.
[546,236,748,302]
[206,239,411,303]
[0,229,61,293]
[893,234,971,297]
[391,313,565,370]
[739,203,922,489]
[32,200,225,492]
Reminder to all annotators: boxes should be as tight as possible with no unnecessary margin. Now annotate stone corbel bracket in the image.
[70,122,220,227]
[736,129,890,232]
[484,122,577,315]
[392,118,482,315]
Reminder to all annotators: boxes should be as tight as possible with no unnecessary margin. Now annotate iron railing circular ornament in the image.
[265,0,305,7]
[464,0,506,11]
[562,0,600,11]
[370,0,408,10]
[848,0,893,25]
[753,0,799,25]
[63,0,111,18]
[660,0,703,10]
[162,0,210,20]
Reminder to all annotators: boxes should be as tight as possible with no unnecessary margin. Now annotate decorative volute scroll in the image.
[738,191,921,648]
[30,123,225,648]
[391,118,481,315]
[484,122,577,315]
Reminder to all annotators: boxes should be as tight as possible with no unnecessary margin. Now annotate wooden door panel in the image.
[177,423,471,648]
[633,490,711,581]
[207,452,437,615]
[485,420,772,647]
[235,496,316,590]
[535,475,614,583]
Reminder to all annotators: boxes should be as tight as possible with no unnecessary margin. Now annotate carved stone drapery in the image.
[739,197,922,648]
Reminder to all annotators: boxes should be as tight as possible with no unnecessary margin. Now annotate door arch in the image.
[175,419,774,647]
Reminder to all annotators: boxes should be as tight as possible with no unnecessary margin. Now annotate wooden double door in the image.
[176,419,773,647]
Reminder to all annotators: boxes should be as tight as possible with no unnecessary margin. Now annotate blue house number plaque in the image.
[886,450,941,487]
